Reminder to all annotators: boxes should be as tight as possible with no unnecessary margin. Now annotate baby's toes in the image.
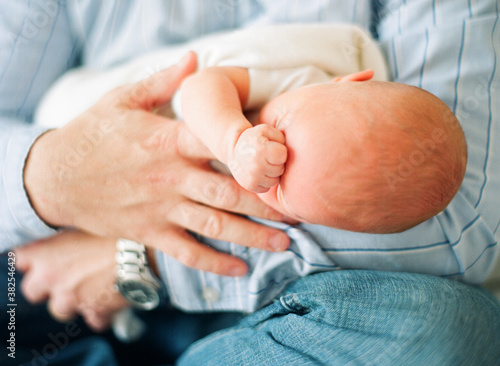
[266,141,287,166]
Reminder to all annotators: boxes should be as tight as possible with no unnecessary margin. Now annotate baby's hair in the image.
[342,82,467,232]
[278,81,467,233]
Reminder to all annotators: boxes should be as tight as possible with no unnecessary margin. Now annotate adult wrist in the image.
[23,128,69,228]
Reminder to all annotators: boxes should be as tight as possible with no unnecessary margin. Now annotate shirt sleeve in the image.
[0,0,80,250]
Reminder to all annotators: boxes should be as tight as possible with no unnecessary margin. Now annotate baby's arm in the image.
[180,65,287,193]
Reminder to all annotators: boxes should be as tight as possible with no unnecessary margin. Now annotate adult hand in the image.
[23,52,290,276]
[15,231,128,332]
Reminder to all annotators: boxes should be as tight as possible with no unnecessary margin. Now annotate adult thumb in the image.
[126,51,197,111]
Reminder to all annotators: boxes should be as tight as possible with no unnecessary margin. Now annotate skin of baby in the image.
[256,79,468,233]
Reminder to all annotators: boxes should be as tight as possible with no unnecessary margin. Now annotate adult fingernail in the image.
[269,233,289,251]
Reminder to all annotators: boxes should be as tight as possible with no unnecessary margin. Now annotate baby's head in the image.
[258,71,467,233]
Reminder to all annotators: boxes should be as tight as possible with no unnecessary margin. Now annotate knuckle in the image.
[91,307,107,321]
[255,124,270,133]
[201,212,224,238]
[20,279,34,301]
[176,201,199,223]
[203,178,221,201]
[129,221,159,246]
[104,85,130,105]
[77,301,93,316]
[52,294,76,316]
[216,179,241,208]
[177,249,200,269]
[129,223,148,243]
[110,84,129,96]
[256,135,268,147]
[144,169,180,189]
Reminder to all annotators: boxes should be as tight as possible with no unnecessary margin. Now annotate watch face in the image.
[121,281,160,310]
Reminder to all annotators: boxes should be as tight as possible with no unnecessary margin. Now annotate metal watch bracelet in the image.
[115,239,164,311]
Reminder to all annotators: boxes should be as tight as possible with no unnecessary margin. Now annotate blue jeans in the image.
[178,270,500,366]
[4,268,500,365]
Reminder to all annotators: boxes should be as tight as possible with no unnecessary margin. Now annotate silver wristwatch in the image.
[115,239,164,311]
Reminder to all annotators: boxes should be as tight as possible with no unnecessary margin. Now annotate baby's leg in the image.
[229,124,287,193]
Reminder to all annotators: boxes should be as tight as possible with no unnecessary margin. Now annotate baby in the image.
[35,24,467,234]
[179,60,467,233]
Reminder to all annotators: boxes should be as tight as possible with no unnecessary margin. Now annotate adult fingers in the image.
[175,122,215,160]
[78,283,128,333]
[83,311,113,333]
[20,269,50,304]
[167,200,289,253]
[179,165,288,222]
[13,247,31,272]
[138,116,214,160]
[47,292,79,323]
[125,51,197,111]
[146,229,249,276]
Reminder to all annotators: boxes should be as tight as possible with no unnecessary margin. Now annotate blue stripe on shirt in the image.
[452,20,466,115]
[443,242,497,277]
[475,8,499,208]
[419,28,429,88]
[16,4,60,115]
[0,0,32,87]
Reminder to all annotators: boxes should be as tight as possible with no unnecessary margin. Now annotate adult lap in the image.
[178,270,500,366]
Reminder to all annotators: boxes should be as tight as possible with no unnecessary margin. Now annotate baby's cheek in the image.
[258,184,305,223]
[258,186,286,216]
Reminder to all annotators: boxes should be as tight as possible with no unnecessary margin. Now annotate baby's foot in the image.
[229,124,287,193]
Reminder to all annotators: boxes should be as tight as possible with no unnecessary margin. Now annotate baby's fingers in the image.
[266,141,287,166]
[264,162,285,178]
[255,176,281,193]
[253,124,285,143]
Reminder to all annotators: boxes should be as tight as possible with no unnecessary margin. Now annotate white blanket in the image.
[35,23,388,127]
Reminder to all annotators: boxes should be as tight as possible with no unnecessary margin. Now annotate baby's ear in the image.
[332,69,374,83]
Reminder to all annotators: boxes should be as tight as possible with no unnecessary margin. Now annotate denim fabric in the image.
[178,270,500,366]
[3,264,500,365]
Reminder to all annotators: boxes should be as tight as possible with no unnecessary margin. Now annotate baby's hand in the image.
[229,124,287,193]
